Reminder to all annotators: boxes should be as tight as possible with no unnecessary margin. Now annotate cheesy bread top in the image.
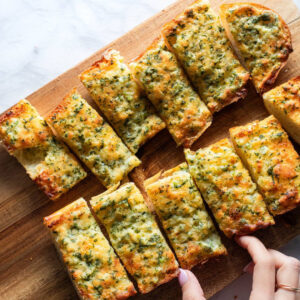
[162,0,249,113]
[80,49,165,153]
[47,89,141,189]
[44,198,136,300]
[263,76,300,144]
[230,116,300,215]
[145,163,227,269]
[131,38,212,147]
[90,182,179,294]
[0,99,87,200]
[0,99,52,152]
[220,3,292,93]
[185,138,274,238]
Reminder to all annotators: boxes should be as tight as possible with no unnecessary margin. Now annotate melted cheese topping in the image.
[230,116,300,215]
[145,163,227,269]
[185,139,274,237]
[221,3,292,93]
[44,198,136,300]
[16,138,87,200]
[0,99,86,200]
[91,183,179,294]
[131,38,212,147]
[80,50,165,153]
[47,89,140,189]
[263,76,300,144]
[0,99,52,152]
[162,0,249,113]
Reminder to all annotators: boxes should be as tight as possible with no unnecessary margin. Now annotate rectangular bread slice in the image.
[47,88,141,189]
[263,76,300,144]
[145,163,227,269]
[44,198,136,300]
[162,0,249,113]
[230,116,300,215]
[90,182,179,294]
[130,37,212,148]
[80,49,165,153]
[185,138,274,238]
[0,99,87,200]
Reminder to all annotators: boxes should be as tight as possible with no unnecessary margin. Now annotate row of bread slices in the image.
[0,0,295,201]
[79,0,293,149]
[0,72,298,204]
[44,108,300,299]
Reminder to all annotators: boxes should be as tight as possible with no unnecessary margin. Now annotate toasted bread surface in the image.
[185,138,274,237]
[47,89,140,188]
[0,99,87,200]
[44,198,136,300]
[91,182,179,294]
[131,37,212,147]
[230,116,300,215]
[80,50,165,153]
[220,2,292,93]
[263,76,300,144]
[162,0,249,113]
[145,163,227,269]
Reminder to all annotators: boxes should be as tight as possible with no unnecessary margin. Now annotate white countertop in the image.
[0,1,299,299]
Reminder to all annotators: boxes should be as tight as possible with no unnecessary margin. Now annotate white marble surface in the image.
[0,1,299,299]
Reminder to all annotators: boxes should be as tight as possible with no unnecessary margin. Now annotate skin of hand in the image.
[178,269,206,300]
[237,236,300,300]
[178,236,300,300]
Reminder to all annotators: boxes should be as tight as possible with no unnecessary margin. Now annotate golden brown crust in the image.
[220,86,249,112]
[185,138,274,238]
[229,116,300,215]
[80,49,116,79]
[49,216,123,300]
[162,6,193,43]
[48,88,98,125]
[34,171,63,201]
[224,220,274,237]
[80,50,165,153]
[44,199,137,300]
[91,183,179,293]
[161,0,249,113]
[145,163,227,269]
[131,36,212,147]
[263,76,300,144]
[47,88,140,189]
[259,60,289,94]
[43,197,87,228]
[220,2,293,93]
[0,102,26,127]
[0,99,52,153]
[0,99,86,201]
[182,116,212,148]
[131,36,162,63]
[292,76,300,82]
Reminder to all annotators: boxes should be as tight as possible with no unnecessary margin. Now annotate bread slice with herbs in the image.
[220,2,292,93]
[263,76,300,144]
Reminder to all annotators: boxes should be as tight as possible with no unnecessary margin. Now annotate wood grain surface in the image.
[0,0,299,299]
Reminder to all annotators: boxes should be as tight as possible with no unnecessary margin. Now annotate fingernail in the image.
[178,268,188,286]
[243,262,251,273]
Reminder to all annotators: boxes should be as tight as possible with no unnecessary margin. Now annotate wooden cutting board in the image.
[0,0,300,299]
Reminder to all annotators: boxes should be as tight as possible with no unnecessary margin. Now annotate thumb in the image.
[178,269,206,300]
